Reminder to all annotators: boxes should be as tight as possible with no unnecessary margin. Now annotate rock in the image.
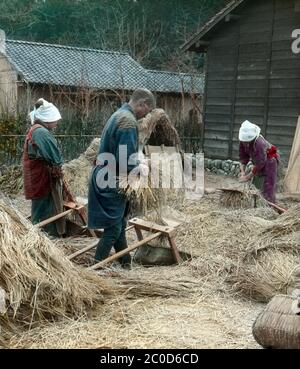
[134,245,191,266]
[214,159,222,169]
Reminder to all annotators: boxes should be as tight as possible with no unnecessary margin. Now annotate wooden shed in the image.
[182,0,300,162]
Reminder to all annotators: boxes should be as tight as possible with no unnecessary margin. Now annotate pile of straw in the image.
[0,198,109,340]
[8,269,262,348]
[139,109,181,148]
[224,205,300,301]
[0,165,23,195]
[173,196,300,302]
[228,250,299,302]
[63,138,100,196]
[244,204,300,257]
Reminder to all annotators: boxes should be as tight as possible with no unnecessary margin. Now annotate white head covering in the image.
[29,98,61,125]
[239,120,261,142]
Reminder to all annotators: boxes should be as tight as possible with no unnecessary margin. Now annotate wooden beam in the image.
[266,201,288,215]
[168,235,182,264]
[225,14,241,22]
[35,209,74,228]
[129,218,176,237]
[68,225,135,260]
[195,40,210,50]
[89,232,162,270]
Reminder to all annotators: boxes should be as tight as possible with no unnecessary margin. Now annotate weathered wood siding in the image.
[0,53,18,114]
[203,0,300,162]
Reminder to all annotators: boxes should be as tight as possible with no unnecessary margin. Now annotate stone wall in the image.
[204,158,242,177]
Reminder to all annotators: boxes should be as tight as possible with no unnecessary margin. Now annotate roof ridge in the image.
[6,39,129,56]
[146,69,202,78]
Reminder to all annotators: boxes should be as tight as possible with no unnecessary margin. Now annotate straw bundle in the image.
[63,138,100,196]
[0,199,109,338]
[228,251,299,302]
[245,204,300,257]
[219,189,254,209]
[119,172,167,224]
[139,109,181,148]
[252,294,300,349]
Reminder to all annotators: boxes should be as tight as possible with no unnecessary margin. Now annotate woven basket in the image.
[253,294,300,349]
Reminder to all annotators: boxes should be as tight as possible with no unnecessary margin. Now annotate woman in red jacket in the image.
[239,120,279,203]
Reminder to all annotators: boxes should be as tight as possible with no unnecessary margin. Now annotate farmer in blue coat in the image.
[88,89,156,268]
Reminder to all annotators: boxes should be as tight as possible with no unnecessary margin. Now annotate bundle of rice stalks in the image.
[112,276,191,298]
[119,173,165,224]
[0,199,109,338]
[119,155,185,224]
[219,189,261,209]
[245,204,300,257]
[139,109,181,148]
[63,138,100,196]
[0,165,23,195]
[228,250,300,302]
[261,204,300,236]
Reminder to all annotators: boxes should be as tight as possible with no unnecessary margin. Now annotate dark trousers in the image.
[31,193,58,237]
[95,218,131,266]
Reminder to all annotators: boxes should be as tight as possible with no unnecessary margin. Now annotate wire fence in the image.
[0,135,201,167]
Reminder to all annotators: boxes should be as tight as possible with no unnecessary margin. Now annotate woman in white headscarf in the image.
[23,98,64,236]
[239,120,279,203]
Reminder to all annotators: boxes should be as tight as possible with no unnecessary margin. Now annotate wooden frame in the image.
[89,217,182,270]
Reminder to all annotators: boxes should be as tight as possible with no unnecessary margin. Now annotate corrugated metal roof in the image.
[4,39,203,94]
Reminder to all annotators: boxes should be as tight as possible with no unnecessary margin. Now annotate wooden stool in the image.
[89,217,181,270]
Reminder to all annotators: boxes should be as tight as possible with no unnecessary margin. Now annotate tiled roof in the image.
[146,69,203,94]
[5,40,148,91]
[5,39,203,94]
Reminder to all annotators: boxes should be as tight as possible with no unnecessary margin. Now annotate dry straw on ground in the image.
[0,198,109,341]
[3,175,300,348]
[173,196,300,302]
[0,166,23,195]
[8,266,262,349]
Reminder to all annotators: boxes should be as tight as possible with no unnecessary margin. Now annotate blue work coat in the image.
[88,103,138,229]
